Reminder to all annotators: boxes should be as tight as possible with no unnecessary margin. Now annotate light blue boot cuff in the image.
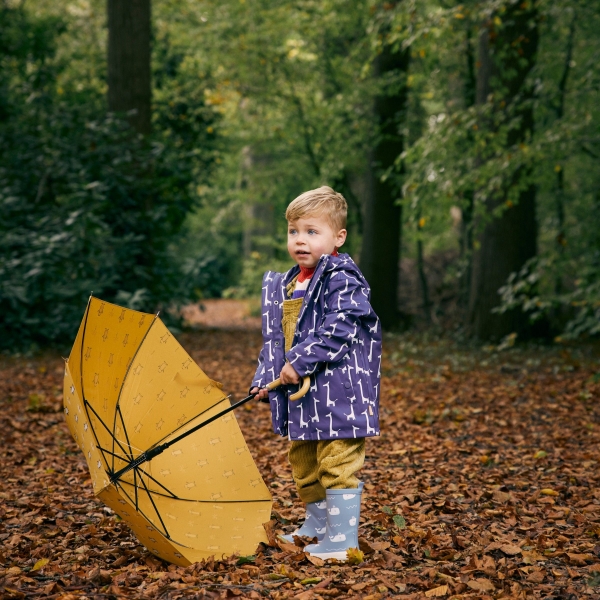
[280,499,327,543]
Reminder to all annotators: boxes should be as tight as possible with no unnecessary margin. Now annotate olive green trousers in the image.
[288,438,366,503]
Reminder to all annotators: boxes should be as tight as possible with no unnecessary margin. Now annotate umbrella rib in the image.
[77,297,119,476]
[113,479,170,539]
[116,405,135,463]
[117,477,271,503]
[85,401,134,473]
[77,298,103,466]
[111,313,160,471]
[78,296,92,410]
[131,467,178,498]
[135,467,171,539]
[96,444,133,463]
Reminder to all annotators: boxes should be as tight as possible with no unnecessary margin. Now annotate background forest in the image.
[0,0,598,349]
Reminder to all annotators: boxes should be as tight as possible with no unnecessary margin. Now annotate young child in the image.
[250,186,381,561]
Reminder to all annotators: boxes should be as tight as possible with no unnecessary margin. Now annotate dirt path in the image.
[1,325,599,599]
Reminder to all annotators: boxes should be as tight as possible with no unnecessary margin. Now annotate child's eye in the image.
[289,229,297,235]
[308,229,317,235]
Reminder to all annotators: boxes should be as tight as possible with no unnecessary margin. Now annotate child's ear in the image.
[336,229,347,248]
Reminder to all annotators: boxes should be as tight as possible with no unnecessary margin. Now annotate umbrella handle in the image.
[265,376,310,401]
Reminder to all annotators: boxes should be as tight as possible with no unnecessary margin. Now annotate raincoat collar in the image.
[284,253,363,324]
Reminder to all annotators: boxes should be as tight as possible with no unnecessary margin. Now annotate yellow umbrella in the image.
[62,296,274,566]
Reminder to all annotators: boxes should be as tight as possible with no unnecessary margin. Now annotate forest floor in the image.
[1,302,600,599]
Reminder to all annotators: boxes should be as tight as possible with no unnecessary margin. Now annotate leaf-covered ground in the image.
[1,321,600,599]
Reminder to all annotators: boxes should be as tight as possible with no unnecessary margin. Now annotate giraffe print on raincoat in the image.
[251,253,381,441]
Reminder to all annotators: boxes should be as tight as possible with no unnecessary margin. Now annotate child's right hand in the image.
[251,386,269,401]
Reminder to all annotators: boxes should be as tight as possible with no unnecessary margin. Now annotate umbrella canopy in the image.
[63,297,272,566]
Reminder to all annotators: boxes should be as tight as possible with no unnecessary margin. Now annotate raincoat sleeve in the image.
[250,346,266,391]
[285,273,372,377]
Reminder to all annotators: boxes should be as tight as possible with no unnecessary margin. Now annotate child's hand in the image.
[280,363,300,385]
[251,387,269,401]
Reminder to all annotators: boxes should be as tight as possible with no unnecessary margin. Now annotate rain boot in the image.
[304,482,363,561]
[280,500,327,542]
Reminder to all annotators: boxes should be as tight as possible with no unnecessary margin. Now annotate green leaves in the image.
[0,3,218,349]
[393,514,406,530]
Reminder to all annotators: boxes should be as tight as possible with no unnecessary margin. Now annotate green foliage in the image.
[0,2,216,350]
[1,0,598,347]
[496,256,600,340]
[389,0,600,336]
[161,0,375,266]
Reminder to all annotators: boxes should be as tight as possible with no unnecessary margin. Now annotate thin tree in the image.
[361,3,410,329]
[107,0,152,135]
[468,1,539,340]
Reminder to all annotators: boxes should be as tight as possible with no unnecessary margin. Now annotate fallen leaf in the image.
[568,553,593,565]
[358,537,375,554]
[540,488,559,496]
[277,539,300,553]
[312,577,333,590]
[43,582,58,595]
[346,547,364,565]
[306,554,325,567]
[112,555,128,567]
[377,576,397,591]
[425,584,449,596]
[393,514,406,529]
[352,582,368,591]
[527,569,545,583]
[31,558,49,571]
[522,550,543,564]
[467,578,495,591]
[263,520,278,547]
[493,490,511,503]
[500,544,522,556]
[370,541,391,551]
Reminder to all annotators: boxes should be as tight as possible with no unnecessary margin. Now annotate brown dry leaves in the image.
[1,321,599,599]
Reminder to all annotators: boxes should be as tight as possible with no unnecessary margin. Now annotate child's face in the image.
[287,214,346,269]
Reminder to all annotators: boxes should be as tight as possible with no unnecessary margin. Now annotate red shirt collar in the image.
[297,249,339,282]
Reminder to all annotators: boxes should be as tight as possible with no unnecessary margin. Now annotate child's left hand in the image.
[280,363,300,385]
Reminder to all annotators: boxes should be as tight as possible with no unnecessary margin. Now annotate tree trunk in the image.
[458,24,477,308]
[468,3,539,340]
[107,0,152,135]
[553,15,576,293]
[361,22,410,329]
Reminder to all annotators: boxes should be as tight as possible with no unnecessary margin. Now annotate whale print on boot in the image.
[280,500,327,542]
[304,483,363,561]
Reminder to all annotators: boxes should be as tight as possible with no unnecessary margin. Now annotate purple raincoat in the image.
[251,253,381,441]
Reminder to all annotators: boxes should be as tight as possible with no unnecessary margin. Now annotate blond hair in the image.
[285,186,347,231]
